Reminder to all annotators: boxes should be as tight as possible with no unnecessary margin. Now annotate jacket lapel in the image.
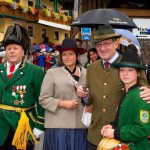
[0,63,8,83]
[0,62,25,89]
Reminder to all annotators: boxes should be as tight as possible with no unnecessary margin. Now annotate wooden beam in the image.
[115,8,150,17]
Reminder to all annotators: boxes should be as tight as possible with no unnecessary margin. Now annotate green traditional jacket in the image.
[118,85,150,150]
[0,61,44,145]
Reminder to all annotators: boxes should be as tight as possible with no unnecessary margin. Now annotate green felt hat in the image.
[92,24,121,43]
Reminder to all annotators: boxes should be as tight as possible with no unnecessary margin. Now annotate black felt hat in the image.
[111,44,147,70]
[57,38,86,55]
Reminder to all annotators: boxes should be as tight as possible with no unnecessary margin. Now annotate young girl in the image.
[101,45,150,150]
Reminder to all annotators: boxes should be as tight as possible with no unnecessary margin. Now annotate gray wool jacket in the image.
[39,67,87,129]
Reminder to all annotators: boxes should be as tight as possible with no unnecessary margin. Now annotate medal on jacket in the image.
[12,85,26,105]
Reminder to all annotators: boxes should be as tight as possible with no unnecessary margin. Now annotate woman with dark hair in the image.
[39,38,87,150]
[84,48,100,69]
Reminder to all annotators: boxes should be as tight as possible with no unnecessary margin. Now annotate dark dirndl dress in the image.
[43,128,87,150]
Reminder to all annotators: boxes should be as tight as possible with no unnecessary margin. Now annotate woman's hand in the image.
[102,128,114,138]
[101,125,113,136]
[59,100,79,109]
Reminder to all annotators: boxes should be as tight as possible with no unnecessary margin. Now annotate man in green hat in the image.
[77,24,150,150]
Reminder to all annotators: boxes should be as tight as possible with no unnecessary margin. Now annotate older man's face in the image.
[5,44,24,65]
[95,39,119,62]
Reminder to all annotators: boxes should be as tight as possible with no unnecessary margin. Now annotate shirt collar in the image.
[102,52,119,64]
[7,62,21,68]
[7,62,21,73]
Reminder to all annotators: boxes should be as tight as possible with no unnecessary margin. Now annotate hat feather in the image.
[127,44,138,53]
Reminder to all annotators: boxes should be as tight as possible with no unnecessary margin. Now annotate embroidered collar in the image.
[62,66,81,87]
[65,66,76,75]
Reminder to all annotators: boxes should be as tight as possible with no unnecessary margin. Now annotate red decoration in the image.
[34,8,38,14]
[114,143,128,150]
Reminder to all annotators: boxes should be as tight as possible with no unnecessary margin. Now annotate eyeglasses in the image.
[96,41,114,48]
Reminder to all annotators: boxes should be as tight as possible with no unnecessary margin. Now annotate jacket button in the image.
[104,83,107,85]
[102,109,106,112]
[1,100,4,103]
[103,95,107,98]
[122,88,125,91]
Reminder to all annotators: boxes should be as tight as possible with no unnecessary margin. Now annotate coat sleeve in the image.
[120,98,150,142]
[86,65,93,105]
[33,67,45,130]
[39,69,61,113]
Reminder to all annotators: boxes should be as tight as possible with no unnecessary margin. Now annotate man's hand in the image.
[76,85,89,98]
[139,86,150,103]
[84,105,93,113]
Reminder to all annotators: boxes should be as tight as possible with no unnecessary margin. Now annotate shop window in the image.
[41,5,47,9]
[28,0,34,7]
[54,31,59,41]
[64,33,68,38]
[16,0,20,3]
[28,25,34,37]
[42,28,47,39]
[64,11,68,16]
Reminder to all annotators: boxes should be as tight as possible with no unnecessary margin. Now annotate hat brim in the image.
[4,39,22,48]
[92,34,121,43]
[57,47,87,55]
[111,62,147,70]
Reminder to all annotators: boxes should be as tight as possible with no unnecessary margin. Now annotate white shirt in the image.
[102,52,119,65]
[7,62,21,75]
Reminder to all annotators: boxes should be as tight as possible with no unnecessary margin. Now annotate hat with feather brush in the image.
[1,25,31,55]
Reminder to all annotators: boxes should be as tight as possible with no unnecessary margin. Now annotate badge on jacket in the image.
[140,110,149,123]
